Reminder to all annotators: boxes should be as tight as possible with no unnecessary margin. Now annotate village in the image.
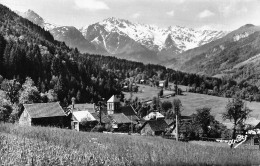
[17,79,260,147]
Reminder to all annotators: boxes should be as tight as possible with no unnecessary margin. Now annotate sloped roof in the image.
[73,111,96,122]
[165,119,174,126]
[91,112,111,124]
[118,105,140,123]
[142,119,168,132]
[143,112,164,120]
[68,103,96,113]
[254,122,260,129]
[107,95,120,103]
[23,102,66,118]
[108,113,132,124]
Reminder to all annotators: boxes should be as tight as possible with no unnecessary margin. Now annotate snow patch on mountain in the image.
[233,32,249,41]
[80,17,228,54]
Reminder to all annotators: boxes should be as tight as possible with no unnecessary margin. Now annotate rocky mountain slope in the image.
[16,10,105,55]
[164,24,260,86]
[80,17,228,61]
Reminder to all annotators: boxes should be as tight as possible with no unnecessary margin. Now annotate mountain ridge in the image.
[17,10,228,63]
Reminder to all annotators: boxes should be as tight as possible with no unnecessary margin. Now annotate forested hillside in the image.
[0,3,260,109]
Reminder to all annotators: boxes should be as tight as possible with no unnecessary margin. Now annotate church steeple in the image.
[107,95,120,114]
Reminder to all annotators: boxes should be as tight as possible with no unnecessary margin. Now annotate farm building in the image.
[72,110,98,131]
[140,119,168,136]
[116,105,140,124]
[159,80,166,88]
[108,113,132,130]
[143,111,165,121]
[247,122,260,145]
[19,102,70,127]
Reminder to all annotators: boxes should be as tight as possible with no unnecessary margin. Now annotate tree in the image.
[19,77,40,104]
[161,101,172,112]
[194,107,214,137]
[76,90,81,102]
[173,98,182,141]
[45,89,58,102]
[222,97,252,148]
[159,88,163,97]
[0,105,12,122]
[1,79,21,104]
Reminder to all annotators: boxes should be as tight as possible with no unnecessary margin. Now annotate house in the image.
[72,110,98,131]
[247,122,260,145]
[91,111,111,124]
[143,112,164,121]
[140,79,145,84]
[140,119,168,136]
[19,102,69,127]
[159,80,166,88]
[108,113,132,131]
[116,105,140,124]
[165,119,174,127]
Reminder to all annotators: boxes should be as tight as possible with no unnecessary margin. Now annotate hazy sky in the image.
[0,0,260,30]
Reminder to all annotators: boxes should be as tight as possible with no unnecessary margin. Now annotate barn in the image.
[19,102,70,128]
[140,119,168,136]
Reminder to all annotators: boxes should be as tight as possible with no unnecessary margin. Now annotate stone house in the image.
[19,102,69,127]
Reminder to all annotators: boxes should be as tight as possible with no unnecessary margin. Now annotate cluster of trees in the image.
[186,75,260,102]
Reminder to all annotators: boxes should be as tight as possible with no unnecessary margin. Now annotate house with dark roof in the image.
[140,119,168,136]
[19,102,70,127]
[116,105,140,124]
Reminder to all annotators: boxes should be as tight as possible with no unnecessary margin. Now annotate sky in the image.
[0,0,260,31]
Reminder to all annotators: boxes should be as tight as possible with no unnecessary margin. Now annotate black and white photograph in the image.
[0,0,260,165]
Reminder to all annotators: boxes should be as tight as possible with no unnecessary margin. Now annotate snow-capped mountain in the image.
[16,10,57,31]
[80,17,228,61]
[17,10,228,63]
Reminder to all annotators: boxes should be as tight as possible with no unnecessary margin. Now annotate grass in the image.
[125,84,260,128]
[1,123,260,165]
[123,84,174,101]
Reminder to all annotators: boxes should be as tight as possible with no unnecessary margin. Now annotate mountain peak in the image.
[102,17,132,25]
[239,24,255,29]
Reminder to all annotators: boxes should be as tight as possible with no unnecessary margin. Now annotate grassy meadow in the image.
[124,84,260,127]
[1,123,260,165]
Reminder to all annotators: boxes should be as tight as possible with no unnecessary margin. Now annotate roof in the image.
[23,102,66,118]
[165,119,174,126]
[254,122,260,129]
[68,103,96,113]
[91,112,111,124]
[118,105,140,123]
[73,111,97,122]
[107,95,120,103]
[108,113,132,124]
[143,112,164,120]
[142,119,168,132]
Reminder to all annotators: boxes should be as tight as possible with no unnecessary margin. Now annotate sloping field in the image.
[124,84,260,127]
[1,123,260,166]
[162,92,260,127]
